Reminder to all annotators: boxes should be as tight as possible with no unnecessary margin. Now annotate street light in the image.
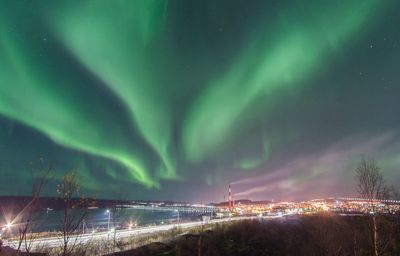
[105,209,111,232]
[128,220,136,229]
[0,222,13,239]
[175,209,179,223]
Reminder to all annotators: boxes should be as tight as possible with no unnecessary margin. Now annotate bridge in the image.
[330,197,400,204]
[117,204,218,213]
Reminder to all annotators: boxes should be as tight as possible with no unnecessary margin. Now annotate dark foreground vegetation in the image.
[2,214,400,255]
[112,215,400,256]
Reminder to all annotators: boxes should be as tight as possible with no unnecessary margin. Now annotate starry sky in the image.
[0,0,399,202]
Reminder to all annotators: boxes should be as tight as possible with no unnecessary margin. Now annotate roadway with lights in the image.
[4,215,283,251]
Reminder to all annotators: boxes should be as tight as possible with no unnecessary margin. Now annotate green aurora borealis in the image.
[0,0,400,201]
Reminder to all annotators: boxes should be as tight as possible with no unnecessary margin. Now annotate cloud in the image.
[233,132,400,200]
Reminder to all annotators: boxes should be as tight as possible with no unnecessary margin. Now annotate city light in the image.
[217,197,400,217]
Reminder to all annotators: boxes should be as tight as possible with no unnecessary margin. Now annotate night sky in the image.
[0,0,399,202]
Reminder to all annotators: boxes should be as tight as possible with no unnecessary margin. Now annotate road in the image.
[4,215,280,251]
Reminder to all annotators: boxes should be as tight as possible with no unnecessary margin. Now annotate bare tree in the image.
[197,224,206,256]
[57,170,91,256]
[355,157,390,203]
[106,205,119,254]
[107,193,130,255]
[16,158,52,255]
[354,157,390,256]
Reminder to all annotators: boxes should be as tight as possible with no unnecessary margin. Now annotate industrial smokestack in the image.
[228,184,232,210]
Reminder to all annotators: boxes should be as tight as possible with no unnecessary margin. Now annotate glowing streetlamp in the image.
[105,209,111,232]
[1,222,13,237]
[175,209,180,223]
[128,221,135,229]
